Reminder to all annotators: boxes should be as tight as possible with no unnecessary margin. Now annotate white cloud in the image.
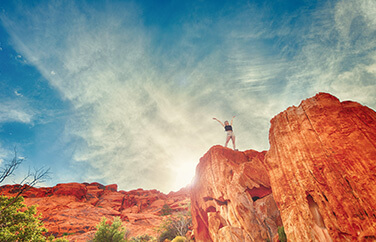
[278,0,376,108]
[1,1,216,192]
[0,100,35,124]
[14,90,23,97]
[0,142,14,167]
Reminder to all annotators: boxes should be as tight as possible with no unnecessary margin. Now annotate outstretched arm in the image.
[213,118,225,127]
[231,116,235,126]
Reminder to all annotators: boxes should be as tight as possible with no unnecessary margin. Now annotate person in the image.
[213,116,237,150]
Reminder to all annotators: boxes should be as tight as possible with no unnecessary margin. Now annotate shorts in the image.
[226,131,235,138]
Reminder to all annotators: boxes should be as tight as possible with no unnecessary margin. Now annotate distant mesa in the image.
[0,182,190,241]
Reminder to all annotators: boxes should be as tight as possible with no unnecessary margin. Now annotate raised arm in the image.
[213,118,225,127]
[231,116,235,126]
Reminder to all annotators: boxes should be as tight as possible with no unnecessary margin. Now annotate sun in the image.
[172,159,197,191]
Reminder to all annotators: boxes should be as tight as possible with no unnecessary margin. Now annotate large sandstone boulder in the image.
[190,146,281,242]
[265,93,376,241]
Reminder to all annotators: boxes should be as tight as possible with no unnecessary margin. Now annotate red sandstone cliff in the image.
[0,182,190,241]
[191,92,376,241]
[190,146,281,241]
[264,93,376,241]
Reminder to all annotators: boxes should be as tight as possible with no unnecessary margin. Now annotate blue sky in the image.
[0,0,375,193]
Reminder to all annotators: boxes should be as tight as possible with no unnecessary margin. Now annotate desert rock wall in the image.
[265,93,376,241]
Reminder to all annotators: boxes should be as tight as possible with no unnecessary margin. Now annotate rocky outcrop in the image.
[0,182,190,241]
[191,92,376,241]
[190,146,281,241]
[264,93,376,241]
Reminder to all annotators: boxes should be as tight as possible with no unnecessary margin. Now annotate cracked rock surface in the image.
[191,146,281,242]
[265,92,376,241]
[191,92,376,242]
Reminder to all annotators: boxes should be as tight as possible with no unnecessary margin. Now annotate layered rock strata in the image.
[0,182,190,241]
[265,93,376,241]
[190,146,281,242]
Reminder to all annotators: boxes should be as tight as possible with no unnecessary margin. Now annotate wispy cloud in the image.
[0,99,36,124]
[0,142,12,166]
[1,1,218,192]
[280,0,376,107]
[1,0,375,192]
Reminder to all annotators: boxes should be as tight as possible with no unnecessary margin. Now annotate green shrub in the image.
[47,234,70,242]
[50,237,69,242]
[171,236,187,242]
[278,226,287,242]
[131,234,155,242]
[160,204,173,216]
[157,212,192,242]
[93,217,129,242]
[158,229,176,242]
[0,195,48,241]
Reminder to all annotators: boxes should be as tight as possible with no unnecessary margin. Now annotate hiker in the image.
[213,116,237,150]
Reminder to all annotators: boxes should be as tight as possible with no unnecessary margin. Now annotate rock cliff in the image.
[265,92,376,241]
[191,92,376,241]
[0,182,190,241]
[190,146,281,241]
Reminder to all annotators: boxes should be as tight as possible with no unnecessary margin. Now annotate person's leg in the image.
[225,135,231,147]
[232,136,236,150]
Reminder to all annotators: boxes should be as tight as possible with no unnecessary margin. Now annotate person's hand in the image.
[213,118,217,120]
[233,116,236,118]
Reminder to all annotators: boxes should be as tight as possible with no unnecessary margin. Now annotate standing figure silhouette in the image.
[213,116,237,150]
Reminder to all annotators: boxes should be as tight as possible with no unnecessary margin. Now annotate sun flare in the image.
[172,159,197,192]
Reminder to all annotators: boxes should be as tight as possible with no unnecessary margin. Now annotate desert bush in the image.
[131,234,155,242]
[93,217,130,242]
[160,204,173,216]
[47,235,69,242]
[278,226,287,242]
[0,195,48,241]
[53,239,70,242]
[158,212,192,242]
[171,236,187,242]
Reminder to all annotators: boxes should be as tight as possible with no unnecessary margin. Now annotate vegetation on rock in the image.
[278,226,287,242]
[171,236,187,242]
[131,234,155,242]
[158,211,192,242]
[93,217,130,242]
[159,204,173,216]
[0,195,47,241]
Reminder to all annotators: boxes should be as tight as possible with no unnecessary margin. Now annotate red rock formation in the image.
[0,182,190,241]
[190,146,281,242]
[265,93,376,241]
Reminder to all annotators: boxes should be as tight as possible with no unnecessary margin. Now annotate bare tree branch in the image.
[0,149,51,213]
[0,148,23,184]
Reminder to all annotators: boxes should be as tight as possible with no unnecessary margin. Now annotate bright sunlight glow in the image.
[172,159,197,192]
